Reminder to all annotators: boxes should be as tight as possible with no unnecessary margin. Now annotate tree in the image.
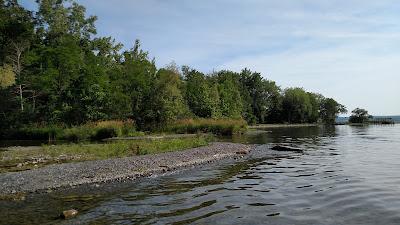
[0,0,350,131]
[8,40,29,111]
[320,98,347,124]
[282,87,312,123]
[349,108,370,123]
[32,0,105,124]
[238,68,262,124]
[36,0,97,41]
[0,1,35,112]
[115,40,157,128]
[153,68,189,126]
[215,70,243,119]
[183,67,215,118]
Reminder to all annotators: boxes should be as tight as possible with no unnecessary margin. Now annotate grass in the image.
[0,135,210,173]
[2,120,143,141]
[163,118,247,135]
[2,118,248,141]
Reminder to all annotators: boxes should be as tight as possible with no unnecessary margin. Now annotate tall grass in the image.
[2,120,140,141]
[2,118,248,141]
[42,136,210,158]
[163,118,247,135]
[0,136,210,173]
[60,120,138,141]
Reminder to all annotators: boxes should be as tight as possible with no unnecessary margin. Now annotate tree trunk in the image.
[19,84,24,111]
[32,95,35,112]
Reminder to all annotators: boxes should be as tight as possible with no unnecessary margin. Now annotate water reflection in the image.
[221,126,337,146]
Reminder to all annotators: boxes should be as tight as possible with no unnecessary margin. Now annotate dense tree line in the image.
[0,0,347,131]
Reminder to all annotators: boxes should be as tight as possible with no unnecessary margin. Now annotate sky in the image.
[21,0,400,116]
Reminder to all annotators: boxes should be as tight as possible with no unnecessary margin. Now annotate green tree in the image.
[349,108,370,123]
[282,87,312,123]
[215,71,243,119]
[320,98,347,124]
[238,68,261,124]
[0,0,350,131]
[238,68,283,124]
[36,0,97,41]
[183,67,215,118]
[116,40,157,128]
[307,92,322,123]
[0,1,35,112]
[153,67,189,126]
[32,0,108,124]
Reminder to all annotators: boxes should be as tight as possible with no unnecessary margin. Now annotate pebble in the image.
[61,209,78,219]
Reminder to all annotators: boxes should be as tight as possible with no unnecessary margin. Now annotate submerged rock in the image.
[271,145,303,153]
[61,209,78,219]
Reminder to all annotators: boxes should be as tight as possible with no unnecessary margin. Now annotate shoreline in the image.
[248,123,320,129]
[0,142,255,195]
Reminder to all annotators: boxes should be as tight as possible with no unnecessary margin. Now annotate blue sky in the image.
[21,0,400,115]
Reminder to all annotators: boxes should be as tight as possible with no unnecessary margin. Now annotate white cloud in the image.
[218,40,400,115]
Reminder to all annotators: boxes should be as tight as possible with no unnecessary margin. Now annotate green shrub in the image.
[92,127,118,140]
[60,127,93,142]
[164,118,247,135]
[1,120,137,141]
[2,127,63,140]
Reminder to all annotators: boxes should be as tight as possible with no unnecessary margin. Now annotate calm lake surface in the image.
[2,125,400,225]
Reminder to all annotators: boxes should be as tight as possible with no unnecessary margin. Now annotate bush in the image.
[60,127,93,142]
[164,118,247,135]
[1,120,137,141]
[60,120,136,141]
[2,127,63,140]
[91,127,118,140]
[87,119,136,137]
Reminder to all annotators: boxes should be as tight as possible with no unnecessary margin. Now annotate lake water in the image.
[1,125,400,225]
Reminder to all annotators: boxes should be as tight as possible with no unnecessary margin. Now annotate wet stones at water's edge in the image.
[0,142,256,195]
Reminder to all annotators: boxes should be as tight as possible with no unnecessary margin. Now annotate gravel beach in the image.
[0,142,254,194]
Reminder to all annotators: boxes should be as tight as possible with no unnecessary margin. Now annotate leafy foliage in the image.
[349,108,370,123]
[0,0,347,137]
[164,118,247,135]
[0,64,14,88]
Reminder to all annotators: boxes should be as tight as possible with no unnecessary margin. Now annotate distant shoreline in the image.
[248,124,320,129]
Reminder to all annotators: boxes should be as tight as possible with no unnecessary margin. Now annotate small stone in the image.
[61,209,78,219]
[17,163,23,168]
[236,149,249,155]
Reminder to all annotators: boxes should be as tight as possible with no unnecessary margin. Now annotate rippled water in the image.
[2,125,400,225]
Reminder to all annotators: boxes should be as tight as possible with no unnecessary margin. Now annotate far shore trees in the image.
[320,98,347,124]
[349,108,371,123]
